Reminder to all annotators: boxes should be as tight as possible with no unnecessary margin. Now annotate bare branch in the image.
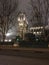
[29,0,49,26]
[0,0,18,41]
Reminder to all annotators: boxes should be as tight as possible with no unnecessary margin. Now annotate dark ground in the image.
[0,49,49,65]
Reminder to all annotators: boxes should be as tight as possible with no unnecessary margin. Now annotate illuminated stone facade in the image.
[18,12,28,39]
[30,26,44,35]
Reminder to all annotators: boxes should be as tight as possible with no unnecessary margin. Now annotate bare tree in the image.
[30,0,49,27]
[30,0,42,26]
[28,0,49,37]
[43,0,49,25]
[0,0,18,41]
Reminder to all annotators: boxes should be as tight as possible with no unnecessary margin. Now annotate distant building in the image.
[30,26,44,35]
[17,12,28,39]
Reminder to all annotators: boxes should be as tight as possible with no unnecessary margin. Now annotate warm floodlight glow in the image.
[37,32,39,34]
[23,17,25,21]
[4,39,8,42]
[18,17,20,21]
[8,39,12,42]
[41,27,43,29]
[19,23,23,26]
[4,39,12,42]
[6,33,11,36]
[13,44,19,47]
[33,32,36,34]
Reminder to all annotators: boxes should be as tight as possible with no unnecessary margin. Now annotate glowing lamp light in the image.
[33,32,36,34]
[6,33,11,36]
[18,17,20,21]
[41,27,43,29]
[13,44,19,47]
[4,39,8,42]
[8,39,12,42]
[37,32,39,34]
[4,39,12,42]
